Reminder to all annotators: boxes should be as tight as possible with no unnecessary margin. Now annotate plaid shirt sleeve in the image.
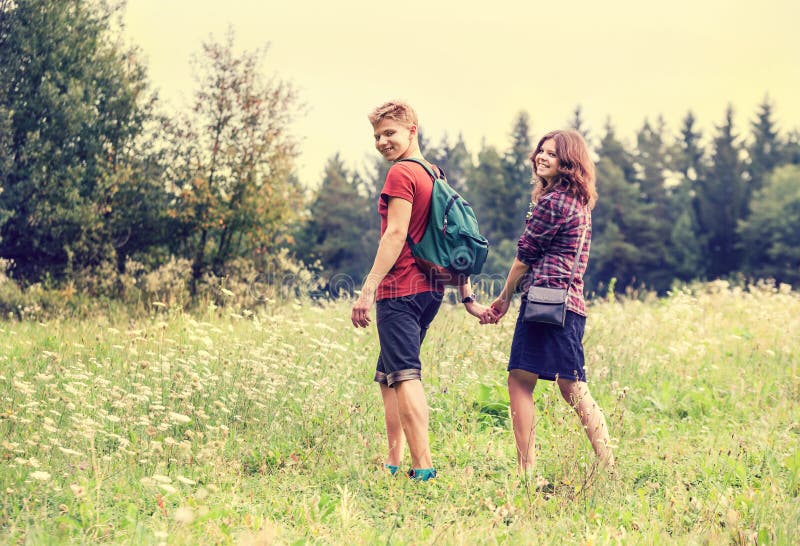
[516,193,564,266]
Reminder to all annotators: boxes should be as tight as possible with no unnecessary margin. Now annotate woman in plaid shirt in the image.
[490,129,615,478]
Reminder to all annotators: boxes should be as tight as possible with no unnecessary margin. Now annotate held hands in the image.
[464,295,513,325]
[464,301,498,325]
[353,290,510,327]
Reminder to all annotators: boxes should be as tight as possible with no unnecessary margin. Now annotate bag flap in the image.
[527,286,567,304]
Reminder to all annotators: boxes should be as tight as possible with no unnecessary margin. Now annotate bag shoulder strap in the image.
[566,223,588,290]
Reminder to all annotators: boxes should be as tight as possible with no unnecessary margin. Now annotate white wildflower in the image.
[159,483,177,494]
[168,412,191,424]
[174,506,195,524]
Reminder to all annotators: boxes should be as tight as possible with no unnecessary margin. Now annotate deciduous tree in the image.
[738,165,800,285]
[0,0,152,282]
[164,31,302,294]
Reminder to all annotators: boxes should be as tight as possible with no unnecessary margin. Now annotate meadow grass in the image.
[0,281,798,545]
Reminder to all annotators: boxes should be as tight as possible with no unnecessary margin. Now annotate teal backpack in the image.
[399,159,489,286]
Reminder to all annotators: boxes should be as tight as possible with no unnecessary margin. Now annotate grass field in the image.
[1,281,798,545]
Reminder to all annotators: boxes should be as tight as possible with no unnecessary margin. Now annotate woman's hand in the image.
[490,258,528,323]
[490,297,511,321]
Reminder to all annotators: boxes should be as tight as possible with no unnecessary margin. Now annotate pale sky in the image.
[123,0,800,186]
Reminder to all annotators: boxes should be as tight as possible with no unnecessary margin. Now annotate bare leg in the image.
[557,378,615,468]
[380,383,405,467]
[507,370,539,474]
[393,379,432,469]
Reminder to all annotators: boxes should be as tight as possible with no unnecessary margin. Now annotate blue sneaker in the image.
[384,464,400,476]
[408,468,437,481]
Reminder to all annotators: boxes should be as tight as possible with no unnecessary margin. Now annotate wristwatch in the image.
[461,293,476,304]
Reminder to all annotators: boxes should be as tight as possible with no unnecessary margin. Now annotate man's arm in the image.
[457,278,494,324]
[351,197,411,327]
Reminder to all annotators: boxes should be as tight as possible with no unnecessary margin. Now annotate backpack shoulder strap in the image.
[396,158,440,247]
[397,158,440,181]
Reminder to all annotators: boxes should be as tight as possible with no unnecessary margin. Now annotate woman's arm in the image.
[490,257,529,320]
[517,194,561,266]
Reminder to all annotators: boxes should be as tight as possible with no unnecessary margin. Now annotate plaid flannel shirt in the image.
[516,189,591,317]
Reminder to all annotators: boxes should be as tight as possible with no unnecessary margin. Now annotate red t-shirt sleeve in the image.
[380,163,416,204]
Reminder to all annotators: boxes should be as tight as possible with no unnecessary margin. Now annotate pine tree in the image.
[589,157,660,292]
[598,119,636,183]
[593,121,679,291]
[362,156,390,206]
[668,111,706,280]
[696,105,746,277]
[294,155,374,292]
[786,130,800,165]
[634,117,670,208]
[469,143,520,275]
[674,111,705,181]
[417,129,434,158]
[569,105,591,143]
[747,96,783,195]
[632,116,677,288]
[430,133,473,193]
[502,112,533,239]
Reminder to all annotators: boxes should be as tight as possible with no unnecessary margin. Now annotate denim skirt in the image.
[507,302,587,382]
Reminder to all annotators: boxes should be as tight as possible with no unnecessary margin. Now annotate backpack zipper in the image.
[442,195,459,233]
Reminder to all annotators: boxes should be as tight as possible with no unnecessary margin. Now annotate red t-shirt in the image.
[376,161,442,300]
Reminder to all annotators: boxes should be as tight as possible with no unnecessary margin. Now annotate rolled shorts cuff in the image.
[374,370,388,385]
[386,369,421,387]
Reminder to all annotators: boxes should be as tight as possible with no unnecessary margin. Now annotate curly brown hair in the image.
[530,129,597,209]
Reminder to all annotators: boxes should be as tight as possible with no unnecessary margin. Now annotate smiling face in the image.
[533,138,560,182]
[373,118,416,162]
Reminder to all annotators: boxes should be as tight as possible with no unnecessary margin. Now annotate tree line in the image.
[300,105,800,295]
[2,0,799,310]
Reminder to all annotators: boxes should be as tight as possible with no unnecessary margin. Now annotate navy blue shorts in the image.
[507,303,587,382]
[374,291,443,387]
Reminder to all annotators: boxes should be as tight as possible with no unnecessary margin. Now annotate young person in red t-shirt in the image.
[351,101,494,481]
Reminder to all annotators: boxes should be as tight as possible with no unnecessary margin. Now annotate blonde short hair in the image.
[368,101,418,127]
